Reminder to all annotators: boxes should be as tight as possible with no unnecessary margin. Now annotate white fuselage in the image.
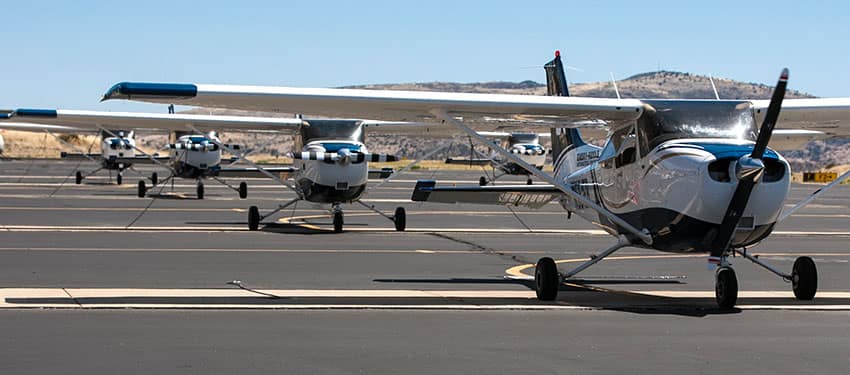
[559,138,790,252]
[169,134,223,178]
[295,139,369,203]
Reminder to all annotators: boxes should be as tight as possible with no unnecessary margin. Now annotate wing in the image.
[411,180,561,209]
[0,121,91,134]
[753,98,850,136]
[769,129,826,151]
[4,108,304,132]
[102,82,646,126]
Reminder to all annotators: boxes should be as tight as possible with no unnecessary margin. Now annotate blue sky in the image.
[2,0,849,112]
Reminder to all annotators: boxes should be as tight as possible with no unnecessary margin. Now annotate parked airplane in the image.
[446,131,549,185]
[101,54,850,308]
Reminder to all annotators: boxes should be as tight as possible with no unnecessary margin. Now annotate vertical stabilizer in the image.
[544,50,600,173]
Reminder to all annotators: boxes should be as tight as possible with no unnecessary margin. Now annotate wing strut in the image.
[431,109,653,245]
[778,169,850,221]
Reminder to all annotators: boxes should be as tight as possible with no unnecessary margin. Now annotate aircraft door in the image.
[597,124,639,211]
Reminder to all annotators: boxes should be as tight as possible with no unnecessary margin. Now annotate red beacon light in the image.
[555,50,560,58]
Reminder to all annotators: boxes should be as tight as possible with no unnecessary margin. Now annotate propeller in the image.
[168,142,218,151]
[707,68,788,264]
[290,151,398,163]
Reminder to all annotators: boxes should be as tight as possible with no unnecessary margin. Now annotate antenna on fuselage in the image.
[609,72,621,99]
[709,75,720,100]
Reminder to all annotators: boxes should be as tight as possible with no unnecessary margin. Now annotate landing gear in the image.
[75,171,83,185]
[479,176,488,186]
[333,210,344,233]
[196,182,205,199]
[151,172,158,186]
[239,182,248,199]
[534,257,559,301]
[715,266,738,309]
[393,207,406,231]
[792,256,817,300]
[733,249,819,305]
[116,173,123,185]
[526,177,533,185]
[248,205,260,231]
[137,180,146,198]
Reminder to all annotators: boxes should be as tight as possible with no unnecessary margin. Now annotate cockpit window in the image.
[637,100,757,151]
[320,142,362,152]
[600,124,637,169]
[188,136,208,144]
[301,120,365,143]
[508,133,539,145]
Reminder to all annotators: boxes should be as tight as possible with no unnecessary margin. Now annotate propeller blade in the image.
[290,151,339,162]
[707,69,788,259]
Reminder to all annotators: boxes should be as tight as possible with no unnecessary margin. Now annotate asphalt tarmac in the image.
[1,159,849,374]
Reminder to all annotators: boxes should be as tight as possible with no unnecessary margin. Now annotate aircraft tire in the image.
[116,174,123,185]
[715,266,738,309]
[526,178,533,185]
[792,256,817,300]
[151,172,158,186]
[248,206,260,231]
[239,182,248,199]
[197,183,204,200]
[333,211,344,233]
[534,257,559,301]
[75,171,83,185]
[479,176,487,186]
[393,207,406,231]
[137,180,146,198]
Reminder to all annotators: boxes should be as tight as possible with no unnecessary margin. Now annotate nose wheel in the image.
[75,171,83,185]
[479,176,488,186]
[151,172,158,186]
[196,181,205,199]
[714,266,738,309]
[137,180,147,198]
[393,207,406,231]
[239,182,248,199]
[333,210,344,233]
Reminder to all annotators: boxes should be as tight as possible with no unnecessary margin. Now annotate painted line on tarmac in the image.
[0,246,536,254]
[2,288,849,311]
[0,207,565,215]
[0,225,601,234]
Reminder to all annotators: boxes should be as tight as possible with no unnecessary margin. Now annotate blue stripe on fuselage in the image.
[674,142,779,160]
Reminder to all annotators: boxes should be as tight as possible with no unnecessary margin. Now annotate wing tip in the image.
[102,82,198,101]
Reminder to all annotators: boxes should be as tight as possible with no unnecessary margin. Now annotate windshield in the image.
[508,133,539,145]
[319,142,362,152]
[637,100,757,151]
[301,120,365,143]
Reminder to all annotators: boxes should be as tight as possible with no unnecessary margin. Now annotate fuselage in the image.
[492,133,547,174]
[293,120,372,204]
[100,136,135,170]
[169,134,224,179]
[558,100,791,253]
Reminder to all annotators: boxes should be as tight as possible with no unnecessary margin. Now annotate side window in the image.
[601,125,637,169]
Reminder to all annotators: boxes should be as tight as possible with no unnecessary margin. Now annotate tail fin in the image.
[544,50,600,173]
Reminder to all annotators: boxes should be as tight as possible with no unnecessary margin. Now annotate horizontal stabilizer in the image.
[411,180,561,209]
[368,168,394,179]
[216,167,298,179]
[445,157,491,166]
[60,152,101,160]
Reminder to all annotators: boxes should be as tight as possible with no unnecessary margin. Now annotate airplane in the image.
[0,109,303,199]
[445,131,550,185]
[100,53,850,308]
[0,107,447,232]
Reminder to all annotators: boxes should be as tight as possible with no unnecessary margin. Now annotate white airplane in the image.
[446,131,550,185]
[0,109,301,199]
[101,55,850,308]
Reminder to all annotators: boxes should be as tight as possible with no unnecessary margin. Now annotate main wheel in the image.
[526,178,533,185]
[715,266,738,309]
[239,182,248,199]
[75,171,83,185]
[792,256,817,300]
[137,180,146,198]
[248,205,260,231]
[534,257,559,301]
[333,211,344,233]
[393,207,406,231]
[479,176,487,186]
[196,183,205,200]
[116,174,123,185]
[151,172,158,186]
